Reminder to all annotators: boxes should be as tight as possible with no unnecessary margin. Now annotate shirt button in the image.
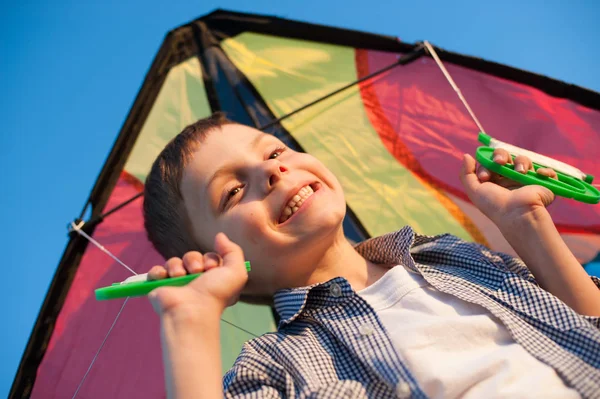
[329,283,342,297]
[395,382,411,398]
[358,323,374,336]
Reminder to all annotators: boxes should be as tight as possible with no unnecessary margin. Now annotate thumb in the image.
[148,286,180,316]
[460,153,481,199]
[214,233,246,271]
[530,184,556,207]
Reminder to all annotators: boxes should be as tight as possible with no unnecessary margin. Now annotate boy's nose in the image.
[266,162,287,189]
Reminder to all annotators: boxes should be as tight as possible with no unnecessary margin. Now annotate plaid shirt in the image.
[224,226,600,398]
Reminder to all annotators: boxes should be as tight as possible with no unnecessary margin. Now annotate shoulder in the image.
[223,334,289,396]
[224,333,287,379]
[411,232,536,282]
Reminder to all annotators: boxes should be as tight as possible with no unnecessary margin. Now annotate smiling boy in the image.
[144,113,600,398]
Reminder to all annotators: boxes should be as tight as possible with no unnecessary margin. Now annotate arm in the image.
[459,152,600,317]
[499,208,600,316]
[160,305,224,399]
[160,307,287,399]
[148,233,249,399]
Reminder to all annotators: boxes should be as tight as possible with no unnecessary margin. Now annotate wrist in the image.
[159,300,225,399]
[161,299,223,329]
[496,206,551,238]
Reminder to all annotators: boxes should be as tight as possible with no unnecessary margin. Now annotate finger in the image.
[148,286,169,315]
[532,185,556,207]
[147,265,168,281]
[492,148,512,165]
[165,257,186,278]
[487,171,521,190]
[182,251,205,274]
[513,155,532,174]
[459,154,481,198]
[214,233,246,273]
[476,165,491,182]
[536,167,558,179]
[203,252,223,271]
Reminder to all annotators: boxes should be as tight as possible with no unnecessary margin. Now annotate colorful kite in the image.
[11,9,600,399]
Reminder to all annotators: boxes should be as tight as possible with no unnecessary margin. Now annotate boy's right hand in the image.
[147,232,248,317]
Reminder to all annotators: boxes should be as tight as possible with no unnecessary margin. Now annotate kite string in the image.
[423,41,486,134]
[70,220,259,336]
[70,221,138,276]
[423,41,600,186]
[69,220,260,397]
[72,298,129,399]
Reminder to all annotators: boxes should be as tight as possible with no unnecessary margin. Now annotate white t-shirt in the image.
[357,265,580,398]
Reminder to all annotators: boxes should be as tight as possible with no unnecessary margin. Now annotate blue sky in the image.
[1,0,599,396]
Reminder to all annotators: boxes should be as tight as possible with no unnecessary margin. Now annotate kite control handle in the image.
[475,133,599,204]
[95,261,251,301]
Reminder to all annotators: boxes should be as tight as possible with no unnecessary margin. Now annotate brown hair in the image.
[143,112,235,259]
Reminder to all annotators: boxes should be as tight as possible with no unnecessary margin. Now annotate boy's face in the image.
[180,124,347,294]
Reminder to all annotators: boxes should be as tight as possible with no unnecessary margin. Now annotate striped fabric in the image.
[224,226,600,398]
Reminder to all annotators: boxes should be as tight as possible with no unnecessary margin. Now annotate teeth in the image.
[279,185,315,223]
[286,186,314,208]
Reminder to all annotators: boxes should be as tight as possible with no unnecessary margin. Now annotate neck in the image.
[303,228,389,291]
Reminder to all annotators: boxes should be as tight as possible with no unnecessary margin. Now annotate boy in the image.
[143,113,600,398]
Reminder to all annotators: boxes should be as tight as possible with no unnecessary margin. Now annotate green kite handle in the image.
[95,261,251,301]
[475,146,599,204]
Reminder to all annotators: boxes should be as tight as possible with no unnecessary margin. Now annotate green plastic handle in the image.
[95,261,251,301]
[475,146,599,204]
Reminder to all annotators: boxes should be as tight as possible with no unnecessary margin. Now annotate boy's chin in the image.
[294,212,345,246]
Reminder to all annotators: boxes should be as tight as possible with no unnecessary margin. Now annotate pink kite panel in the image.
[356,49,600,234]
[32,174,166,399]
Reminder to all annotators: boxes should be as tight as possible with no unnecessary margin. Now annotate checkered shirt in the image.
[223,226,600,398]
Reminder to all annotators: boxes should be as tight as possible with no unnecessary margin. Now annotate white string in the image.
[423,41,487,134]
[423,41,594,183]
[70,221,137,275]
[71,298,129,399]
[69,219,262,398]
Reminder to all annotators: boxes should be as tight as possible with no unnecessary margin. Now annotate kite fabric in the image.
[11,9,600,399]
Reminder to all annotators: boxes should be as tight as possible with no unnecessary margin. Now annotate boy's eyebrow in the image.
[206,165,234,194]
[206,134,269,193]
[249,133,269,151]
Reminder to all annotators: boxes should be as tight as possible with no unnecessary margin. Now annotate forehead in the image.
[186,124,267,181]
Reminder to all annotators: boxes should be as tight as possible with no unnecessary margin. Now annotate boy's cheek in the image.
[226,209,274,254]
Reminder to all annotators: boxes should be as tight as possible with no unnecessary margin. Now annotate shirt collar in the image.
[273,225,418,328]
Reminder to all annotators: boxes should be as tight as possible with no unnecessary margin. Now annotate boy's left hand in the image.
[460,148,558,230]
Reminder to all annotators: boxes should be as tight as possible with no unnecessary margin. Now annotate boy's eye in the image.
[227,186,242,200]
[269,146,286,159]
[221,184,244,211]
[229,187,241,197]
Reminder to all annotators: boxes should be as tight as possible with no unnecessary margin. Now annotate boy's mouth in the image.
[278,182,320,224]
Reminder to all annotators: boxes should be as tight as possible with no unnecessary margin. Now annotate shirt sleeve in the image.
[223,344,290,399]
[474,242,600,289]
[475,242,600,329]
[476,243,538,284]
[412,232,600,329]
[223,365,286,399]
[411,232,539,284]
